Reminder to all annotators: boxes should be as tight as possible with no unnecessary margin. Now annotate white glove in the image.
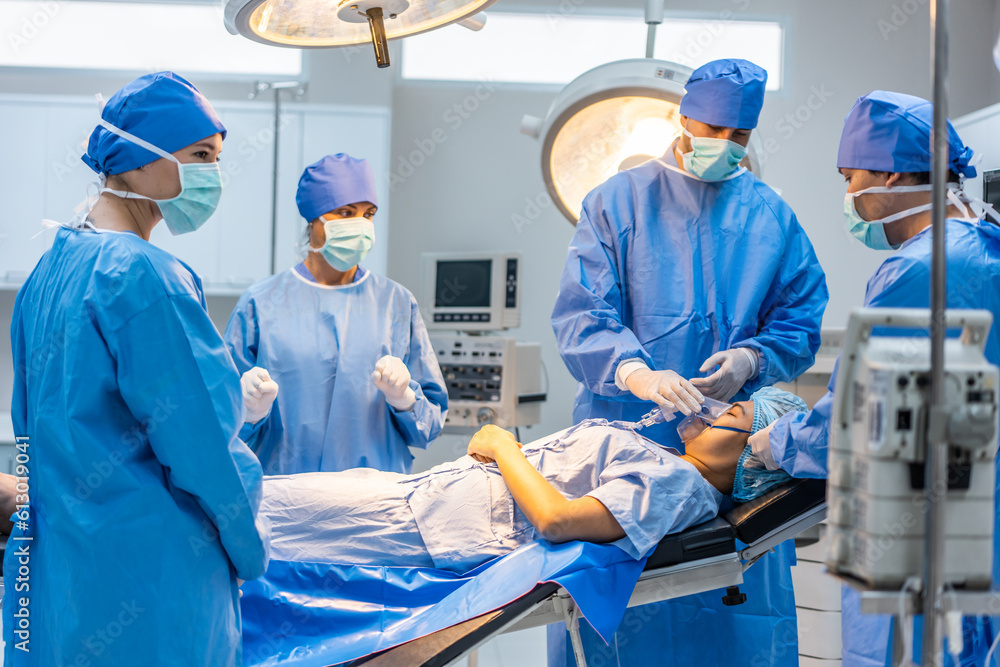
[240,367,279,424]
[691,348,758,402]
[623,367,704,416]
[748,421,781,471]
[372,355,417,411]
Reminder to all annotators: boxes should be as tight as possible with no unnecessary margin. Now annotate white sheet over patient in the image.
[261,420,723,573]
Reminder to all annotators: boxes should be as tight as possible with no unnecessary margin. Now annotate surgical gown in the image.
[224,263,448,474]
[549,150,827,666]
[4,227,270,666]
[767,218,1000,666]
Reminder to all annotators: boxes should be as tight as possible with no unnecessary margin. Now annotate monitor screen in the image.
[984,169,1000,211]
[435,260,492,308]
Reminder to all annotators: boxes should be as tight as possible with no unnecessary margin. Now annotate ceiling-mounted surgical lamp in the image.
[521,59,690,224]
[520,0,763,225]
[224,0,495,68]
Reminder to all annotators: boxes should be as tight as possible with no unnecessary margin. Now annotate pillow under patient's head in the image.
[732,387,807,502]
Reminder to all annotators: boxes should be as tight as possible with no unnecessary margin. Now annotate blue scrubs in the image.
[224,262,447,474]
[5,227,270,666]
[767,218,1000,666]
[549,148,827,666]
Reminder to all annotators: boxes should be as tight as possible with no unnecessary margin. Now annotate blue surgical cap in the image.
[82,72,226,176]
[296,154,378,222]
[837,90,976,179]
[732,386,807,502]
[679,59,768,130]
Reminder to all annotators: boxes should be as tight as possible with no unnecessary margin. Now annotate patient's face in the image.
[680,401,754,492]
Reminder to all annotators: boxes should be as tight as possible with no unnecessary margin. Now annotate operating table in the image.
[349,478,828,667]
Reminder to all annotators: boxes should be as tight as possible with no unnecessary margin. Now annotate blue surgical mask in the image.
[843,184,940,251]
[680,127,747,181]
[310,216,375,271]
[96,119,222,236]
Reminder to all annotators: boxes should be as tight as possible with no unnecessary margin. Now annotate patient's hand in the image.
[468,425,521,463]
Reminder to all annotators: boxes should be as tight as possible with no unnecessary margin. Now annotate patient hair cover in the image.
[732,387,806,501]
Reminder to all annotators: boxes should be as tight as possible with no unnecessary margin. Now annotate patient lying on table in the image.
[263,387,805,573]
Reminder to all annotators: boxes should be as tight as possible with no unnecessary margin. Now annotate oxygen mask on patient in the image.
[674,398,750,442]
[631,397,738,434]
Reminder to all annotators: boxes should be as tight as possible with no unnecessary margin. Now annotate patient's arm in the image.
[467,426,626,544]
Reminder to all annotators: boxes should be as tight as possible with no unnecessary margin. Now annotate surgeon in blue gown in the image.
[549,59,828,667]
[5,72,270,666]
[225,154,447,474]
[749,91,1000,666]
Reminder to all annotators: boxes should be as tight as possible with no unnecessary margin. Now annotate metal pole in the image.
[644,0,663,59]
[922,0,949,664]
[270,88,282,276]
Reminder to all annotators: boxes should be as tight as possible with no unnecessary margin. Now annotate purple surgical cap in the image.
[837,90,975,179]
[296,154,378,222]
[679,59,768,130]
[81,71,226,176]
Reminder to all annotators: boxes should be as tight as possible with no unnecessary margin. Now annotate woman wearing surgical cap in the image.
[224,153,447,475]
[549,59,828,667]
[751,90,1000,667]
[5,72,269,666]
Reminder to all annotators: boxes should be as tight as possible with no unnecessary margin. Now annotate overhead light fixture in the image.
[224,0,494,68]
[521,0,766,224]
[521,58,691,224]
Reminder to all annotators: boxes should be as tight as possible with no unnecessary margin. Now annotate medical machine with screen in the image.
[421,252,521,332]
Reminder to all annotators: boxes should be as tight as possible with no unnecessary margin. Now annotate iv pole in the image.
[922,0,950,661]
[249,80,307,275]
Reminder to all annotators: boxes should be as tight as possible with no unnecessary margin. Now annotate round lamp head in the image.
[527,59,691,224]
[225,0,496,66]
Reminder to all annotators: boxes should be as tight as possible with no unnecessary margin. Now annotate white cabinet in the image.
[0,100,49,282]
[0,95,391,292]
[794,523,843,666]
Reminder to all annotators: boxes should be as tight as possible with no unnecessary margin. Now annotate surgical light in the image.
[224,0,495,68]
[521,59,690,224]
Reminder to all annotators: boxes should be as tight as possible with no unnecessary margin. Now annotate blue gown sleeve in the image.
[9,289,27,441]
[739,212,829,392]
[551,185,650,397]
[768,366,837,478]
[222,292,265,445]
[388,297,448,448]
[768,256,918,478]
[110,291,270,581]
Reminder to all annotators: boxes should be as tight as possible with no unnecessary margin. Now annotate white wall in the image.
[388,0,1000,449]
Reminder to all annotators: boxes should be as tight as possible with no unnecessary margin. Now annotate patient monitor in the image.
[422,252,521,332]
[826,309,999,589]
[421,251,544,431]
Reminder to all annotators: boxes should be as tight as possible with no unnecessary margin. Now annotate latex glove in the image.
[691,348,758,402]
[624,368,704,416]
[241,367,279,424]
[372,355,417,411]
[748,421,781,471]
